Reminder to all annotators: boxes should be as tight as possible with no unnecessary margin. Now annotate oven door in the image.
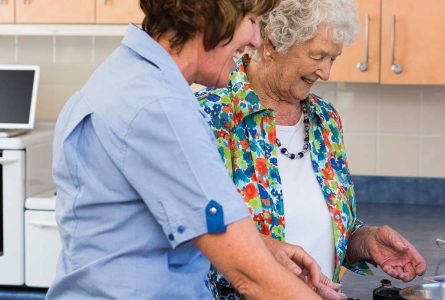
[0,149,26,285]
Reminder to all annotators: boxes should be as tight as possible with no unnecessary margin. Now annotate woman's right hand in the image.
[260,235,347,300]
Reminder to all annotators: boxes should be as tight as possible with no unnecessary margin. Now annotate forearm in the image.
[194,218,321,300]
[347,226,378,263]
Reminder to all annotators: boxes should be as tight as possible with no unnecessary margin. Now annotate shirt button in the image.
[209,207,218,215]
[168,233,174,241]
[177,225,185,234]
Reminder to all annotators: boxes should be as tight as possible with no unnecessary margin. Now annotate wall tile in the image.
[94,36,122,66]
[376,135,419,177]
[378,85,421,134]
[16,36,54,65]
[39,64,95,87]
[312,82,336,105]
[335,83,378,133]
[421,86,445,135]
[0,36,15,64]
[54,36,92,65]
[36,85,78,121]
[343,133,377,175]
[420,137,445,178]
[190,84,206,93]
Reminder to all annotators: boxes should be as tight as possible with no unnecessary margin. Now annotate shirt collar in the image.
[121,24,178,73]
[227,58,270,119]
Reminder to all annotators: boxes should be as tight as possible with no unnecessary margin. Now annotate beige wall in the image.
[1,35,444,178]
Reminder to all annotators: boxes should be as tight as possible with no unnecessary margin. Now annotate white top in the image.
[277,116,335,279]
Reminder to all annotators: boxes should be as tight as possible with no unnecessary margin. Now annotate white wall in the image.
[1,35,444,178]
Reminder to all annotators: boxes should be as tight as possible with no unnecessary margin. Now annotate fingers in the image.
[274,251,303,277]
[288,247,320,287]
[319,273,342,292]
[399,263,416,282]
[315,282,347,300]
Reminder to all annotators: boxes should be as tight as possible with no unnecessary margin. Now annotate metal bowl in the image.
[399,282,445,300]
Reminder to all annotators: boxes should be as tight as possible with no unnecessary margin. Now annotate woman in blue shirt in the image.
[47,1,326,299]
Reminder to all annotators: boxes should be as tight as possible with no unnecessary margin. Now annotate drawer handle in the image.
[390,15,403,74]
[356,13,369,72]
[0,157,18,165]
[29,220,58,228]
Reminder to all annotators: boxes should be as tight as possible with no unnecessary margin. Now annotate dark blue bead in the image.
[298,152,304,158]
[289,153,296,159]
[177,225,185,234]
[304,137,309,142]
[281,148,287,154]
[168,233,174,241]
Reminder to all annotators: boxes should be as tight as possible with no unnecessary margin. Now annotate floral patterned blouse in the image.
[195,58,370,299]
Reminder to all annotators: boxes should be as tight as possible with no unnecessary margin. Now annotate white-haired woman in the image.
[196,0,426,299]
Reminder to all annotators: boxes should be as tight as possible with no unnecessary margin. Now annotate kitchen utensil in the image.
[399,282,445,300]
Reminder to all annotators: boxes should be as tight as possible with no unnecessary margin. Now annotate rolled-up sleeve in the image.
[121,97,250,248]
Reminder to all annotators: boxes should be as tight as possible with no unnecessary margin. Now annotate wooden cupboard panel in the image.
[16,0,95,24]
[381,0,445,85]
[329,0,381,83]
[96,0,144,24]
[0,0,14,23]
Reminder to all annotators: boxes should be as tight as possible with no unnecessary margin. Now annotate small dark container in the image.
[373,279,407,300]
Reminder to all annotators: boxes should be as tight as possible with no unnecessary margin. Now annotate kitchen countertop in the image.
[342,202,445,299]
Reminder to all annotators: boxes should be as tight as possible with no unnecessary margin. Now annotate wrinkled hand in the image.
[261,235,347,300]
[350,225,426,282]
[314,274,347,300]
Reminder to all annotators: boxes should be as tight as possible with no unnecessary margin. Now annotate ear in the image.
[262,34,277,60]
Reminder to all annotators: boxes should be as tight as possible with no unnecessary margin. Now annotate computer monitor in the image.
[0,65,40,133]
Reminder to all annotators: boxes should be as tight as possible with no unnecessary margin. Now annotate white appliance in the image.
[0,126,54,286]
[25,190,59,288]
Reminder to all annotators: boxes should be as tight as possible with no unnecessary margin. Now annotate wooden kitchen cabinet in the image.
[380,0,445,85]
[330,0,380,83]
[15,0,95,24]
[96,0,144,24]
[331,0,445,85]
[0,0,15,23]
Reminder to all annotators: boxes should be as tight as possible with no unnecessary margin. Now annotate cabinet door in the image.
[381,0,445,84]
[329,0,381,83]
[0,0,14,23]
[96,0,144,24]
[16,0,95,24]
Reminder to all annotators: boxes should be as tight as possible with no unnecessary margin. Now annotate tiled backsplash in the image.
[1,36,444,178]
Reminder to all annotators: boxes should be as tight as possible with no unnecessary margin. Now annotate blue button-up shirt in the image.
[47,24,249,300]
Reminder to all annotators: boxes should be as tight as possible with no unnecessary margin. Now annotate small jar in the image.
[373,279,406,300]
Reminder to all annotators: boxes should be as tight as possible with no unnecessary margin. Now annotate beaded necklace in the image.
[241,54,310,160]
[276,100,310,159]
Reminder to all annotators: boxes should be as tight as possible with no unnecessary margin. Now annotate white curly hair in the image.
[260,0,359,53]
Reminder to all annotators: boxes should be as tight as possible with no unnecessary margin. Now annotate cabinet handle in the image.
[28,220,58,228]
[390,15,402,74]
[0,157,18,165]
[356,13,369,72]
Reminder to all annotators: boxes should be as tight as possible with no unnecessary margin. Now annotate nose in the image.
[249,23,262,49]
[315,59,332,81]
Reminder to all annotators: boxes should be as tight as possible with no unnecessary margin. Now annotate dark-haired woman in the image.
[47,1,323,299]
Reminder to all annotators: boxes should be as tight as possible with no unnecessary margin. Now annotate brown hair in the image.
[140,0,281,52]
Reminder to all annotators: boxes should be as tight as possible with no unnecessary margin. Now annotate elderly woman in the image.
[196,0,427,298]
[47,0,326,299]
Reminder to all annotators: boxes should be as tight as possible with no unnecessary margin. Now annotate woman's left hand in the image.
[348,225,427,282]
